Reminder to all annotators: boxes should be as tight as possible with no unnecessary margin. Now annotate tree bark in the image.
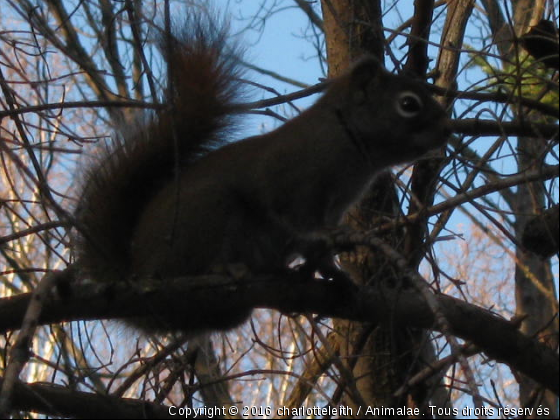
[481,1,557,416]
[322,0,436,414]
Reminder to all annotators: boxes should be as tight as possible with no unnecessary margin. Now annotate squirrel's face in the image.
[338,56,450,166]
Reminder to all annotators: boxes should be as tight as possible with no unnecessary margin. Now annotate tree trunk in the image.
[322,1,435,414]
[480,0,557,416]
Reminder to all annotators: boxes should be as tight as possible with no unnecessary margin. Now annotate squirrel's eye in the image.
[396,91,423,118]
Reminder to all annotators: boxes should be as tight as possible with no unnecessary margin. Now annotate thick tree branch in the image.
[0,377,174,419]
[450,119,558,140]
[293,0,324,31]
[1,269,558,395]
[404,0,434,75]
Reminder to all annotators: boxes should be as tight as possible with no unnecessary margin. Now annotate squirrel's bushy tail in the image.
[75,15,245,282]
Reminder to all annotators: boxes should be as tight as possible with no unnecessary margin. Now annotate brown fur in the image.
[75,20,449,335]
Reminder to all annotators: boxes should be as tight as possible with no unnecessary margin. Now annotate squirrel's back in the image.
[75,17,245,283]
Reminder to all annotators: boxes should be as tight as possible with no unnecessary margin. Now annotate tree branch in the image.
[0,376,174,419]
[450,119,558,140]
[1,269,558,394]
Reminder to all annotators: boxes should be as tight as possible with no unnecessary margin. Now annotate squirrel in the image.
[74,17,450,336]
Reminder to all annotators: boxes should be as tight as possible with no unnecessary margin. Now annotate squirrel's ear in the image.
[348,55,384,103]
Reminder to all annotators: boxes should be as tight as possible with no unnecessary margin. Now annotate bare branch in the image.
[1,268,558,394]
